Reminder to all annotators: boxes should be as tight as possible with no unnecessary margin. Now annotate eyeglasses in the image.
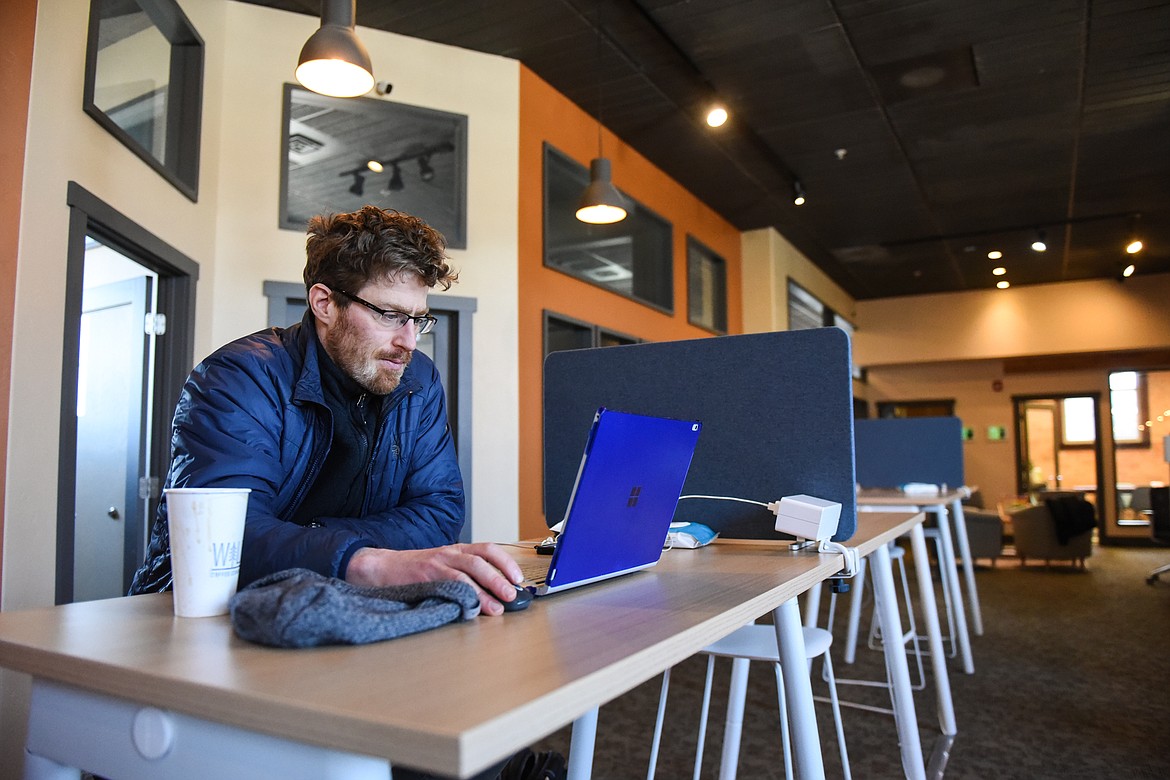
[336,289,437,335]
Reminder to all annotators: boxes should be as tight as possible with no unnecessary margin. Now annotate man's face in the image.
[320,274,429,395]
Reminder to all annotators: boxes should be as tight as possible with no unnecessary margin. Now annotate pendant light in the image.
[295,0,375,98]
[576,4,627,225]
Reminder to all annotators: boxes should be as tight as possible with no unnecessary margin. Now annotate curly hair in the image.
[302,206,458,298]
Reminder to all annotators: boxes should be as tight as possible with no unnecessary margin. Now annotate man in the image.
[130,206,524,616]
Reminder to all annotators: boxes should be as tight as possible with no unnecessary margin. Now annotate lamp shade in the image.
[576,158,627,224]
[295,1,374,98]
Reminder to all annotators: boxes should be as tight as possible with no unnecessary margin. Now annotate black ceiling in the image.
[244,0,1170,301]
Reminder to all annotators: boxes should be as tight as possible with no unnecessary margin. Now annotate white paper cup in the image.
[165,487,250,618]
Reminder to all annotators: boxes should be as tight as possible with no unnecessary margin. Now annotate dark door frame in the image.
[57,182,199,603]
[1011,391,1107,539]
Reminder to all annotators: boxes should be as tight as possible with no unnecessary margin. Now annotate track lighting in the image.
[1126,214,1144,254]
[418,155,435,182]
[387,164,404,192]
[793,181,806,206]
[295,0,374,98]
[1031,230,1047,252]
[347,171,365,196]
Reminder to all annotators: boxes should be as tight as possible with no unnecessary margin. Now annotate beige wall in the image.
[741,227,856,334]
[855,274,1170,367]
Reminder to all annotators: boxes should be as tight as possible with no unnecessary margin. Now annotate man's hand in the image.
[345,543,525,616]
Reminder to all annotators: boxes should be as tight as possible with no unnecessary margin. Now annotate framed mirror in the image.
[83,0,204,201]
[280,84,469,249]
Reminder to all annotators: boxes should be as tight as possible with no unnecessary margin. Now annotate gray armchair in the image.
[960,489,1004,565]
[1011,500,1094,569]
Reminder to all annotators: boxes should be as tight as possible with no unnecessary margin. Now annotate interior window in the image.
[543,144,673,312]
[83,0,204,200]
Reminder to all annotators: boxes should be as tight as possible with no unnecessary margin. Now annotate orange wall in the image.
[0,0,37,601]
[517,66,742,537]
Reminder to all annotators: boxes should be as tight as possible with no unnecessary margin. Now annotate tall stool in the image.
[646,624,851,780]
[823,543,925,712]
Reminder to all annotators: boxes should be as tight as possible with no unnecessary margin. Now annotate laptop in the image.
[523,407,702,596]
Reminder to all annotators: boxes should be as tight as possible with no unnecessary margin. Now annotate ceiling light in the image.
[793,180,806,206]
[347,171,365,196]
[706,104,728,127]
[992,266,1006,276]
[996,280,1010,289]
[577,7,626,225]
[366,159,383,173]
[987,250,1002,260]
[418,155,435,182]
[576,158,627,224]
[1031,230,1047,252]
[295,0,375,98]
[1125,213,1143,254]
[387,163,404,192]
[1122,263,1135,278]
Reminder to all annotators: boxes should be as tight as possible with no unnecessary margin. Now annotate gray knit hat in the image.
[230,568,480,648]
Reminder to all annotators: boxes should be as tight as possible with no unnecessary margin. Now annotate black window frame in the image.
[83,0,204,202]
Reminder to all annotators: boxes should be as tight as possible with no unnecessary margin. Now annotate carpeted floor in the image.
[532,545,1170,779]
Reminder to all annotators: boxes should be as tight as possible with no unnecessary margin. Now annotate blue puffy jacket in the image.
[129,312,465,594]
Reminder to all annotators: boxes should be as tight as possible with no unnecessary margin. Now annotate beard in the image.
[323,310,412,395]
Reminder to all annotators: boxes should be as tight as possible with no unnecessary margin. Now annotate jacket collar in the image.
[288,310,421,407]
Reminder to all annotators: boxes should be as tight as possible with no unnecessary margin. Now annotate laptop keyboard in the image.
[517,557,551,585]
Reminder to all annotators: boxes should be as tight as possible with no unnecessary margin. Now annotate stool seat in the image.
[703,624,832,661]
[647,622,851,780]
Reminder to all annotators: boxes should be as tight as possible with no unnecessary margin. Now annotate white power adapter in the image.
[770,494,841,541]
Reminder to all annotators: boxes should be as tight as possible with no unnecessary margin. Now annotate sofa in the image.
[1011,497,1095,569]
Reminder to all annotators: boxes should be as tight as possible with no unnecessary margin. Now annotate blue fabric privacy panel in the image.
[543,328,857,541]
[854,416,965,489]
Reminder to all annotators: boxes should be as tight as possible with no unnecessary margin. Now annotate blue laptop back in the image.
[544,408,702,592]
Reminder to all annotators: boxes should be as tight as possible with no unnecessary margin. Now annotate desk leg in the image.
[907,525,958,737]
[949,500,984,636]
[930,507,974,674]
[568,707,598,780]
[718,658,751,780]
[870,542,927,780]
[773,597,826,780]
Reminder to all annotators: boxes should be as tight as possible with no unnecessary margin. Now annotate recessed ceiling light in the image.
[1126,239,1143,254]
[987,250,1002,260]
[996,280,1010,289]
[992,267,1006,276]
[1123,263,1136,278]
[706,105,728,127]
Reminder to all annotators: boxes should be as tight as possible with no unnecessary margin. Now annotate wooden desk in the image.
[856,488,980,672]
[0,542,845,779]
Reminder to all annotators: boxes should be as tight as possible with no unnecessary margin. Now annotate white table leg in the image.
[843,555,868,664]
[930,506,974,673]
[803,580,823,628]
[907,525,958,736]
[869,541,927,780]
[773,597,826,780]
[568,707,599,780]
[949,499,984,635]
[718,657,751,780]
